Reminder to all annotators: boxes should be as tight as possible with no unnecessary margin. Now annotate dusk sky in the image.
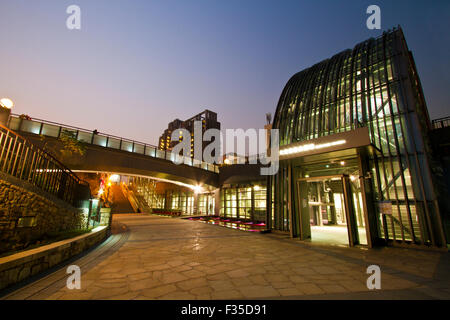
[1,0,449,144]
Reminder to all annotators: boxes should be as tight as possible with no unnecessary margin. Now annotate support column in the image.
[164,191,169,210]
[236,188,239,219]
[266,176,272,228]
[288,163,294,238]
[342,175,359,247]
[328,190,337,225]
[194,193,199,215]
[297,179,311,240]
[214,189,220,216]
[358,148,380,247]
[251,186,255,221]
[316,182,323,226]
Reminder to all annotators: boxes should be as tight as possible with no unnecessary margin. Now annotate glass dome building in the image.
[268,27,446,248]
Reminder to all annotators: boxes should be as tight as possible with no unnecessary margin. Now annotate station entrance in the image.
[297,174,368,246]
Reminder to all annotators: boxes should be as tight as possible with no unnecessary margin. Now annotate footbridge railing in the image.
[8,114,219,173]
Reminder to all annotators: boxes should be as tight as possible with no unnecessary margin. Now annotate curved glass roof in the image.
[273,27,409,148]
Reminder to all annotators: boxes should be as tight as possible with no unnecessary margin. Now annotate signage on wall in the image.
[378,201,393,215]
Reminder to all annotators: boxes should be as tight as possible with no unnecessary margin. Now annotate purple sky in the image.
[1,0,449,145]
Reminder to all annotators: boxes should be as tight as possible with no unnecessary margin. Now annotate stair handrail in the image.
[0,123,90,205]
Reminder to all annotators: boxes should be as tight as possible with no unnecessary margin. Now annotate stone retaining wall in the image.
[0,174,85,254]
[0,226,108,291]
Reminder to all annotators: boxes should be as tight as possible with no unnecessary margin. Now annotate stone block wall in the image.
[0,177,85,254]
[0,226,108,291]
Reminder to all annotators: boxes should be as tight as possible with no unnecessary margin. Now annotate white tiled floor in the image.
[311,225,367,246]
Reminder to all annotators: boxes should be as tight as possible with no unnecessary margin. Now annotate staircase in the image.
[385,204,423,243]
[110,184,135,213]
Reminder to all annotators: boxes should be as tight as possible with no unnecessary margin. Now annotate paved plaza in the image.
[2,214,450,300]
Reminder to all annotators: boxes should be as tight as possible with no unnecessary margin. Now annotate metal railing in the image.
[432,116,450,129]
[0,123,89,206]
[8,114,220,173]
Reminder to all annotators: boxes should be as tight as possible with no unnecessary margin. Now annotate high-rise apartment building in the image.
[158,109,221,159]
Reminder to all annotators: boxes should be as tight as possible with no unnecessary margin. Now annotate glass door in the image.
[297,175,361,246]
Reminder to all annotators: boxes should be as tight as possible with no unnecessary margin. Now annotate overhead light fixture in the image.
[280,140,346,156]
[193,185,203,194]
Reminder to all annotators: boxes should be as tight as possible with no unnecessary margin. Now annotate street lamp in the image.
[0,98,14,109]
[0,97,13,127]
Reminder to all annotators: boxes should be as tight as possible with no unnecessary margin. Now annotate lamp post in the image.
[0,98,13,127]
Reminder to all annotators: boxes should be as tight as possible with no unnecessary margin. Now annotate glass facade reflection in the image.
[270,28,446,248]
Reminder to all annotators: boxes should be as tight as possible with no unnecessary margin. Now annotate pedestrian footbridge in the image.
[7,115,219,189]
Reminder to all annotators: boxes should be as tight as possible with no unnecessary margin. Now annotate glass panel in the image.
[145,146,156,157]
[93,135,107,147]
[121,141,133,152]
[41,124,60,137]
[8,117,21,131]
[156,149,165,159]
[21,120,41,135]
[78,131,93,143]
[61,129,77,139]
[238,187,252,220]
[133,143,145,154]
[254,186,267,213]
[397,205,412,241]
[402,166,414,200]
[107,137,120,149]
[225,189,237,218]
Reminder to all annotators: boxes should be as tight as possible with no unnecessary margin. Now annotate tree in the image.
[58,129,86,158]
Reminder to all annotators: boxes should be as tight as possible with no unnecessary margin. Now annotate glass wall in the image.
[167,191,195,215]
[198,193,215,215]
[128,177,196,215]
[133,177,165,209]
[238,187,252,219]
[221,183,267,221]
[271,27,446,247]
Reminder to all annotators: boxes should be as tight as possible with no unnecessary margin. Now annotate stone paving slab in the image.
[2,214,450,300]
